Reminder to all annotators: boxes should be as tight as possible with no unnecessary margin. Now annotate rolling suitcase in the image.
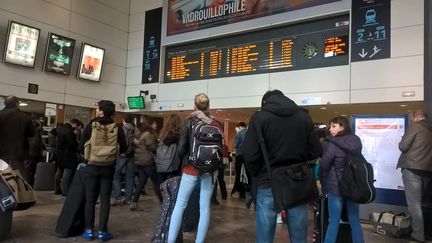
[34,162,56,191]
[152,176,182,243]
[313,196,352,243]
[54,164,86,237]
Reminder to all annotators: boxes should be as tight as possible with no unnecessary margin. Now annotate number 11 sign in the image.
[351,0,390,62]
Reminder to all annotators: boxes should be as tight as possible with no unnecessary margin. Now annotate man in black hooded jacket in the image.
[243,90,322,243]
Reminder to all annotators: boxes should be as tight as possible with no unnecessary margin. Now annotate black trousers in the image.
[212,165,227,201]
[133,165,162,203]
[84,164,115,231]
[24,158,38,186]
[231,155,247,198]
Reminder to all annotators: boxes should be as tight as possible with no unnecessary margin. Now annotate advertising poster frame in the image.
[43,32,76,75]
[3,20,40,68]
[77,43,105,82]
[166,0,340,36]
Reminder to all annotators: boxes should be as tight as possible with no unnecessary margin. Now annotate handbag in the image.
[370,211,412,238]
[0,167,36,211]
[254,122,319,212]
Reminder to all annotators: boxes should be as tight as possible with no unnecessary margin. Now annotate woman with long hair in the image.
[320,116,364,243]
[157,114,182,183]
[130,116,162,210]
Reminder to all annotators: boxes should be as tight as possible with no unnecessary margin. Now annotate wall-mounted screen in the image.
[77,43,105,82]
[164,15,349,83]
[127,96,145,109]
[43,33,75,75]
[3,21,40,68]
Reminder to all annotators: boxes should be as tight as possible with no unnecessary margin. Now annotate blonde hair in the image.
[194,93,209,111]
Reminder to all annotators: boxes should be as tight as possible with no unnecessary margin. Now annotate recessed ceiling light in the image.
[320,107,327,110]
[19,102,28,107]
[400,104,408,107]
[341,114,347,117]
[217,109,223,112]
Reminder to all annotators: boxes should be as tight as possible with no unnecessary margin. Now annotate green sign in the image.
[127,96,145,109]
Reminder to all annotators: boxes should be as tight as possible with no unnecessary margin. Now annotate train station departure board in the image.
[164,15,349,83]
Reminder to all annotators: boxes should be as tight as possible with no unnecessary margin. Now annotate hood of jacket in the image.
[419,120,432,131]
[262,93,299,117]
[91,116,115,125]
[326,134,362,154]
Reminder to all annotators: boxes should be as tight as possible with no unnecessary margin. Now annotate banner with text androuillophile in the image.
[167,0,340,36]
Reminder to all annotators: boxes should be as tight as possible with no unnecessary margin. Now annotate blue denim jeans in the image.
[168,172,217,243]
[112,156,134,201]
[324,193,364,243]
[256,188,309,243]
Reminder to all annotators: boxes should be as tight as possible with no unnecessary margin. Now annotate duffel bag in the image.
[370,211,412,238]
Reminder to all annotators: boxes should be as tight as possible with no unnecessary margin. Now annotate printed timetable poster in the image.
[352,115,408,192]
[167,0,340,36]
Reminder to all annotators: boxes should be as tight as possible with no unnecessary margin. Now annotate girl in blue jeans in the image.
[319,116,364,243]
[167,171,216,243]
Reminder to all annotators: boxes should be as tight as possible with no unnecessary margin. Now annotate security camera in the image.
[119,103,127,109]
[150,94,157,102]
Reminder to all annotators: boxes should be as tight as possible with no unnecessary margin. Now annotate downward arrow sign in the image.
[358,48,368,58]
[148,75,153,81]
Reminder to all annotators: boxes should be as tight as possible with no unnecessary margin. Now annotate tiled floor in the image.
[2,191,427,243]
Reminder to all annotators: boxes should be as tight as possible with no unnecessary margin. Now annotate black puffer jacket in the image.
[56,123,78,169]
[319,134,362,196]
[243,93,322,188]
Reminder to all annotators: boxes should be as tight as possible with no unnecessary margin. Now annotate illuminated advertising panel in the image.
[167,0,340,36]
[3,21,40,68]
[77,43,105,82]
[44,33,75,75]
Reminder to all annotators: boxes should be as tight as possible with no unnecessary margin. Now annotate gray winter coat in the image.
[397,120,432,173]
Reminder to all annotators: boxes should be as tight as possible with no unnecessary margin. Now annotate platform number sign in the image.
[351,0,390,62]
[28,83,38,94]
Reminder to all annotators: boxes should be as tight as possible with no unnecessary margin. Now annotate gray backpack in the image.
[155,142,180,173]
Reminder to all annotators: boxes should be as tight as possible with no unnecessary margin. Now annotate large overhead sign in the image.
[164,15,349,82]
[166,0,340,36]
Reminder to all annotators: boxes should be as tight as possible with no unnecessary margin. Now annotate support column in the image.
[425,0,432,117]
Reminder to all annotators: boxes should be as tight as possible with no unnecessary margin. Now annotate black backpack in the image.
[188,118,223,173]
[332,141,376,204]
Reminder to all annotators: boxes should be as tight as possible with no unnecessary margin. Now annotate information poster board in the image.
[77,43,105,82]
[43,33,75,75]
[352,115,408,205]
[3,21,40,68]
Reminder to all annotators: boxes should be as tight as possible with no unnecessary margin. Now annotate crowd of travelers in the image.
[0,92,431,243]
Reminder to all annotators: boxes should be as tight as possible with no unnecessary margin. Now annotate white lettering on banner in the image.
[182,0,245,24]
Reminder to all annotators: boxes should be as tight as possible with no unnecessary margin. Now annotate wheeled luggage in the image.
[152,176,182,243]
[54,164,86,237]
[33,162,56,191]
[313,196,352,243]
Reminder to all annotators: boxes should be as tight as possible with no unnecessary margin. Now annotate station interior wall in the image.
[0,0,425,113]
